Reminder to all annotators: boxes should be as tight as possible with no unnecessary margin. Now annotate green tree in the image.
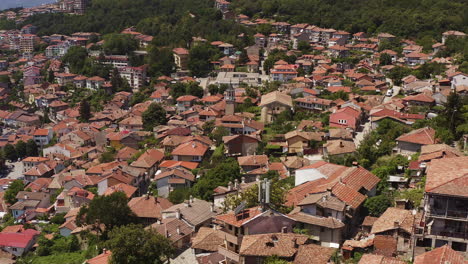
[168,187,191,204]
[15,140,27,158]
[379,53,392,65]
[4,180,25,204]
[147,46,175,76]
[142,103,168,131]
[26,139,38,156]
[264,256,289,264]
[62,46,88,74]
[110,68,131,92]
[103,33,139,55]
[210,126,229,146]
[364,194,392,217]
[192,158,241,200]
[77,192,136,234]
[188,44,218,77]
[3,144,17,161]
[107,224,175,264]
[79,99,92,122]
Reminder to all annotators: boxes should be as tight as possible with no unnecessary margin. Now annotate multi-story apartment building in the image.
[119,65,147,90]
[417,156,468,253]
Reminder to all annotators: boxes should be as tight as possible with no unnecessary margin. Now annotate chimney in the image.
[24,194,28,200]
[339,141,344,148]
[176,225,181,235]
[176,209,181,219]
[190,195,194,203]
[227,181,233,191]
[322,195,327,202]
[234,179,239,189]
[184,200,191,207]
[281,226,288,233]
[241,176,245,184]
[102,248,107,254]
[394,221,400,229]
[210,202,215,212]
[255,175,260,182]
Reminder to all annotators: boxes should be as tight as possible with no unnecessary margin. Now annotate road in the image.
[354,121,372,147]
[3,161,24,180]
[383,85,401,103]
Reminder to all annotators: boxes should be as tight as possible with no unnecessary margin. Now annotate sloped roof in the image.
[414,244,466,264]
[259,91,293,107]
[239,233,308,257]
[396,127,437,145]
[371,207,414,234]
[358,254,406,264]
[294,244,335,264]
[191,227,223,251]
[128,196,173,219]
[425,156,468,196]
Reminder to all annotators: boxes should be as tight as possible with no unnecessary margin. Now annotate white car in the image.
[386,89,393,97]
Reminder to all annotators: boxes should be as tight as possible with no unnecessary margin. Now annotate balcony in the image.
[217,228,242,245]
[218,245,240,262]
[429,227,468,240]
[428,209,468,220]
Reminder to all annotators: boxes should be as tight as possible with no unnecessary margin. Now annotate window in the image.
[338,119,347,124]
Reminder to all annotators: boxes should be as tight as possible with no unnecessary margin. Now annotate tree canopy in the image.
[106,224,175,264]
[77,192,136,234]
[142,103,168,131]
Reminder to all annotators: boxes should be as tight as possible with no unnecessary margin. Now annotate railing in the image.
[428,209,468,220]
[218,245,240,262]
[217,228,242,245]
[429,227,468,240]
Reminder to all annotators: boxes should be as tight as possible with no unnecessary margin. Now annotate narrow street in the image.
[354,120,372,147]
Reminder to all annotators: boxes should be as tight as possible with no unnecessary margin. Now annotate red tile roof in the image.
[214,207,263,227]
[414,245,466,264]
[0,229,39,248]
[425,156,468,196]
[396,127,437,145]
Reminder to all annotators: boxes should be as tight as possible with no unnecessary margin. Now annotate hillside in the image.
[22,0,468,42]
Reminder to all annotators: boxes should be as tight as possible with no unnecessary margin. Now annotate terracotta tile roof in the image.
[396,127,437,145]
[191,227,223,251]
[294,244,335,264]
[425,156,468,196]
[414,244,466,264]
[33,128,50,136]
[324,140,356,156]
[176,95,199,102]
[259,91,293,107]
[130,149,164,168]
[362,216,378,227]
[371,207,414,234]
[128,196,172,219]
[418,144,463,162]
[288,210,345,229]
[358,254,406,264]
[331,182,366,209]
[86,250,112,264]
[116,146,138,161]
[214,207,263,227]
[0,229,40,249]
[285,130,323,141]
[239,233,308,258]
[155,168,195,182]
[159,160,199,170]
[171,141,208,157]
[403,93,435,103]
[237,155,268,167]
[150,217,194,243]
[103,183,137,198]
